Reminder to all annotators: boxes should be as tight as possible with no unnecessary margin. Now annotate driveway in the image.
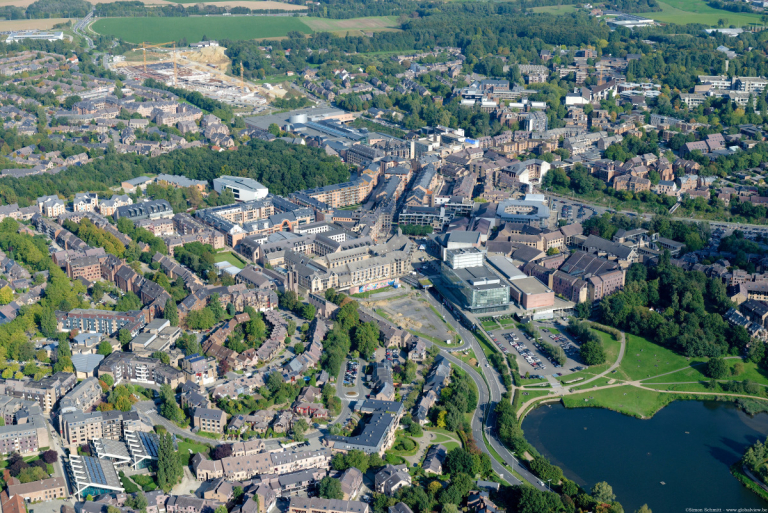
[134,401,219,445]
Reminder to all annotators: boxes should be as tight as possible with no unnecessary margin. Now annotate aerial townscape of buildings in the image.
[5,2,768,511]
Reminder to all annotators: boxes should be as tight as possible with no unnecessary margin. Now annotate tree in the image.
[318,476,343,499]
[408,422,422,437]
[157,433,182,491]
[212,444,233,460]
[516,487,564,513]
[115,292,142,312]
[592,482,616,503]
[302,303,316,320]
[97,341,113,356]
[101,374,114,387]
[17,466,48,483]
[41,450,58,463]
[292,419,309,442]
[119,329,132,346]
[40,308,58,338]
[344,450,370,474]
[580,339,606,366]
[706,357,729,379]
[152,351,171,364]
[294,342,305,354]
[634,506,652,513]
[444,448,475,475]
[164,301,179,326]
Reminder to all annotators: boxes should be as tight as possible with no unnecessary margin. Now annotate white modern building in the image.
[213,175,269,202]
[6,31,64,42]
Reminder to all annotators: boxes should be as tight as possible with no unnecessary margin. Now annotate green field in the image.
[563,385,676,418]
[638,0,765,26]
[557,329,621,385]
[531,4,578,14]
[178,438,211,466]
[214,252,247,270]
[92,16,312,43]
[618,334,705,381]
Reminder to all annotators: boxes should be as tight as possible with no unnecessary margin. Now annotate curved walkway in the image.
[516,334,768,419]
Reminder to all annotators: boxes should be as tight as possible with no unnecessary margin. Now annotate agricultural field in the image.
[92,15,399,43]
[638,0,765,26]
[531,4,578,14]
[163,0,305,7]
[303,16,401,35]
[0,18,72,30]
[91,16,312,43]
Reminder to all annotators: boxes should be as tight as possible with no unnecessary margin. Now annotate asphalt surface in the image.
[360,298,547,491]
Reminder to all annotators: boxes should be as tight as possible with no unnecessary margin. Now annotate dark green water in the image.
[522,400,768,513]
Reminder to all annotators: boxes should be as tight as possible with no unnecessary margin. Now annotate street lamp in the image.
[546,479,552,492]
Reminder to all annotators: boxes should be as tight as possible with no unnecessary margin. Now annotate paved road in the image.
[333,358,365,425]
[356,297,547,491]
[418,291,548,491]
[134,401,221,445]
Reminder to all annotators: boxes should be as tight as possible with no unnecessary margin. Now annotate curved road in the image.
[360,296,548,491]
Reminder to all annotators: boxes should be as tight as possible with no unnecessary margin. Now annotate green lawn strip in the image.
[442,441,461,451]
[569,376,615,392]
[519,377,549,385]
[482,431,528,486]
[430,434,453,444]
[562,385,675,419]
[475,332,499,359]
[619,334,706,381]
[518,390,553,401]
[544,327,560,334]
[118,471,141,493]
[638,0,765,26]
[482,321,500,331]
[195,431,222,440]
[558,370,598,385]
[498,318,518,327]
[214,252,246,270]
[408,329,455,347]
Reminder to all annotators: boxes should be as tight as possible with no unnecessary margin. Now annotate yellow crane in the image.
[140,41,178,86]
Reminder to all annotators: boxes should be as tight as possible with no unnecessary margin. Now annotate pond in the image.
[522,400,768,512]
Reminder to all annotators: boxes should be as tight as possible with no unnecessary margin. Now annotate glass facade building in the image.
[439,262,510,312]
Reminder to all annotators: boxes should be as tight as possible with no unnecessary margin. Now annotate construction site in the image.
[109,43,290,108]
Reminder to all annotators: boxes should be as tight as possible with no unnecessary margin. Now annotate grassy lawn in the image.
[457,349,480,367]
[389,436,420,456]
[562,385,676,418]
[119,471,141,493]
[557,329,620,384]
[443,441,461,451]
[619,334,705,381]
[520,377,549,386]
[214,252,246,270]
[544,327,560,334]
[481,320,500,331]
[569,376,615,392]
[375,308,393,321]
[531,4,578,14]
[196,431,222,440]
[430,434,454,444]
[475,331,499,359]
[643,359,768,388]
[519,390,552,401]
[408,329,456,347]
[498,318,518,327]
[92,16,312,43]
[638,0,765,26]
[336,203,361,211]
[131,474,158,492]
[177,439,211,466]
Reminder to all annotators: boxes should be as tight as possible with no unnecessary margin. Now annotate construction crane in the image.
[140,41,178,86]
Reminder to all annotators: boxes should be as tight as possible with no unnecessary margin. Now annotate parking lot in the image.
[486,322,586,380]
[343,360,359,387]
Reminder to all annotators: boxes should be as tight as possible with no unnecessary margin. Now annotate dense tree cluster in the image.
[600,253,748,358]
